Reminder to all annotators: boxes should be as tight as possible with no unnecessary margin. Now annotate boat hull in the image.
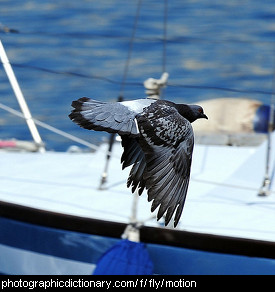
[0,201,275,275]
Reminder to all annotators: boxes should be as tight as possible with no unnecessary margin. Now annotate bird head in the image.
[176,104,208,123]
[189,105,208,122]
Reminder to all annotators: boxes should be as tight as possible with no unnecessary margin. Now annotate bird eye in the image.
[198,107,203,113]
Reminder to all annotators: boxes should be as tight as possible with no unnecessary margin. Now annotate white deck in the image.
[1,133,275,242]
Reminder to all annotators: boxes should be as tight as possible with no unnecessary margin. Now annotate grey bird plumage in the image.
[69,97,208,227]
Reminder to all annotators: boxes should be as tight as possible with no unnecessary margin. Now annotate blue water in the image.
[1,0,275,151]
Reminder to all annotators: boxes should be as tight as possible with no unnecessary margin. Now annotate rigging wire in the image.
[1,27,275,45]
[0,102,97,151]
[119,0,142,97]
[159,0,168,100]
[99,0,142,190]
[162,0,168,74]
[0,101,121,157]
[10,62,274,97]
[258,43,275,196]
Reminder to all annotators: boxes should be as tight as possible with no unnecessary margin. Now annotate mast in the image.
[0,40,45,153]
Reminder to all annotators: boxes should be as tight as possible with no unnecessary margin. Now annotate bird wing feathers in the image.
[121,136,146,195]
[69,97,140,136]
[136,102,194,227]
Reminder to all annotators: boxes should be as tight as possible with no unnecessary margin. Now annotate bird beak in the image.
[202,113,208,119]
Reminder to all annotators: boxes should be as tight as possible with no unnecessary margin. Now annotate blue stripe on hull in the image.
[1,217,275,275]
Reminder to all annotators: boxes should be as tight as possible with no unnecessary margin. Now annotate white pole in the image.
[0,40,45,152]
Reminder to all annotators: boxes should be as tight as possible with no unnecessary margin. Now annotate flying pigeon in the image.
[69,97,208,227]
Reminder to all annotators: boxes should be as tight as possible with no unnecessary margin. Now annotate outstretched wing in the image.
[136,101,194,227]
[69,97,153,136]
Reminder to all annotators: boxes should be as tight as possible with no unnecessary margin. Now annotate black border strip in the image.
[1,200,275,259]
